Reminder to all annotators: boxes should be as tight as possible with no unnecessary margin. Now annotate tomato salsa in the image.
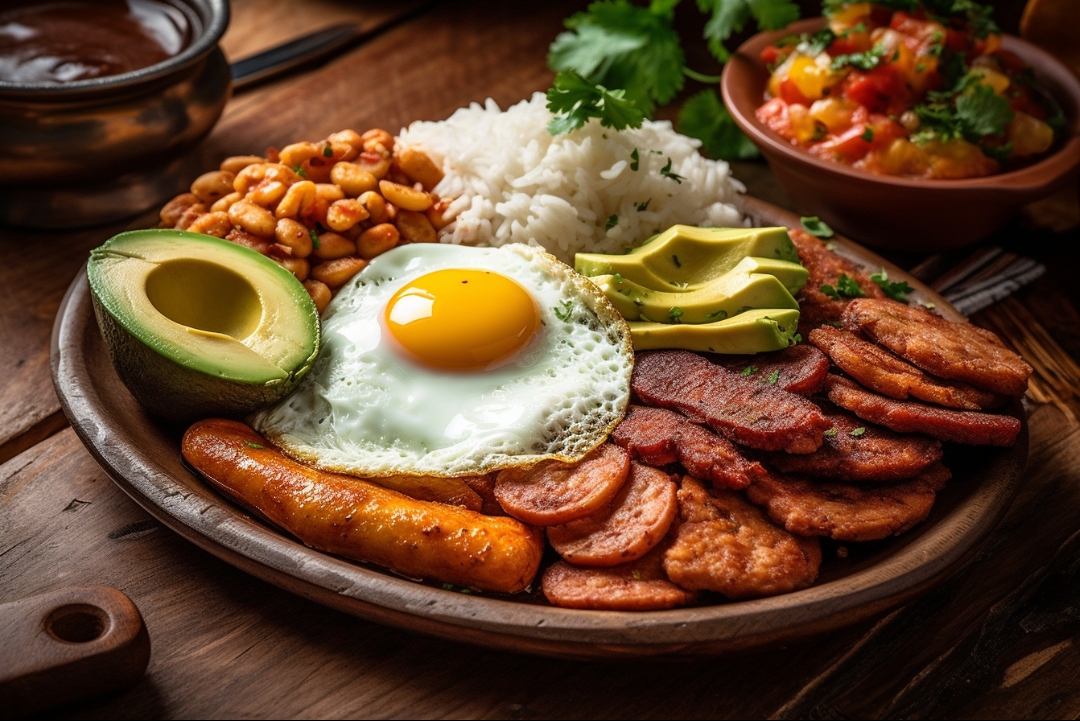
[755,1,1064,179]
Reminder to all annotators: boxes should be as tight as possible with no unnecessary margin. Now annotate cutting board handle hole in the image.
[45,603,110,644]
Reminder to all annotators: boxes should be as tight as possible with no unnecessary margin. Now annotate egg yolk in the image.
[384,269,541,371]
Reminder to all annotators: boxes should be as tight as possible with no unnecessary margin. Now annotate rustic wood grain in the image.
[0,399,1075,719]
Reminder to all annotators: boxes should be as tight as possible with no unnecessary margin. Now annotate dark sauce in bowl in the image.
[0,0,192,84]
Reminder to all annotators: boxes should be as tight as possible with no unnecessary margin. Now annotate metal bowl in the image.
[0,0,231,229]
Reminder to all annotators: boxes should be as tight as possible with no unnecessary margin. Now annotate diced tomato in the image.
[756,98,795,140]
[761,45,781,65]
[811,124,874,164]
[889,10,945,50]
[779,77,811,106]
[841,65,910,115]
[865,115,906,149]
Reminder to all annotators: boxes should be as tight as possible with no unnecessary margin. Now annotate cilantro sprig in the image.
[678,89,760,160]
[871,268,914,303]
[801,216,834,239]
[546,0,800,159]
[820,274,865,300]
[546,71,645,134]
[912,72,1015,161]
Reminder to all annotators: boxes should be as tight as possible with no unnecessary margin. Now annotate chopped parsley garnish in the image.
[635,198,651,212]
[660,157,684,183]
[742,365,758,377]
[613,272,623,284]
[630,148,640,170]
[606,214,619,230]
[669,307,684,322]
[632,570,642,580]
[246,442,264,449]
[824,428,838,437]
[801,216,834,239]
[322,144,334,158]
[705,309,728,320]
[309,228,321,250]
[442,583,454,590]
[671,254,682,268]
[870,268,914,303]
[293,165,308,179]
[767,370,779,385]
[793,333,803,343]
[830,43,886,71]
[851,427,867,437]
[861,127,875,142]
[554,299,574,321]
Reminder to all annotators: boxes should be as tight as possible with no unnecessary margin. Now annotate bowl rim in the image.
[0,0,230,97]
[721,16,1080,192]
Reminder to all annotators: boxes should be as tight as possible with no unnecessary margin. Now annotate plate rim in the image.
[51,197,1028,658]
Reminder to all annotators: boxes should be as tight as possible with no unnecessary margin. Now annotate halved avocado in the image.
[87,229,320,423]
[574,226,801,291]
[589,256,806,324]
[629,309,800,353]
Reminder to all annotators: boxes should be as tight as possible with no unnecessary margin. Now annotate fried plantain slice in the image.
[766,402,943,483]
[746,463,951,542]
[809,326,1004,410]
[662,477,821,599]
[843,298,1032,397]
[826,375,1022,447]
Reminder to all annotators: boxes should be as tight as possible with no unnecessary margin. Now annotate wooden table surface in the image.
[3,0,1080,718]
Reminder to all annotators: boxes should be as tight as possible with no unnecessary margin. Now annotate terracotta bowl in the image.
[721,18,1080,252]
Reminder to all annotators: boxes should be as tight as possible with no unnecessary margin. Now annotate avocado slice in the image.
[589,256,806,324]
[629,309,800,353]
[88,229,320,423]
[575,226,801,292]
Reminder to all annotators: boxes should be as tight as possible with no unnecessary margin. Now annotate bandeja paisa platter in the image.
[51,102,1028,658]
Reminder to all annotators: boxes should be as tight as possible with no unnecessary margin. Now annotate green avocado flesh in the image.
[574,226,806,354]
[87,229,320,423]
[629,309,801,353]
[574,225,801,291]
[589,256,806,324]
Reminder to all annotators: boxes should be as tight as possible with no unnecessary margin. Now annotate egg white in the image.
[251,243,633,477]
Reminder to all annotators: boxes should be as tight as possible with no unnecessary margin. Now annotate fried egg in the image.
[251,243,633,477]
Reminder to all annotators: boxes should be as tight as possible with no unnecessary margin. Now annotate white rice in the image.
[396,93,746,264]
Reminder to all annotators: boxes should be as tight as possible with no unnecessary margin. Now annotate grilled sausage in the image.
[182,419,543,593]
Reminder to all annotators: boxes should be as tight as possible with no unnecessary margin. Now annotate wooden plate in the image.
[50,197,1028,659]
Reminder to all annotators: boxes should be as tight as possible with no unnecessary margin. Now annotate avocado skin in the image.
[92,292,316,425]
[87,229,320,425]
